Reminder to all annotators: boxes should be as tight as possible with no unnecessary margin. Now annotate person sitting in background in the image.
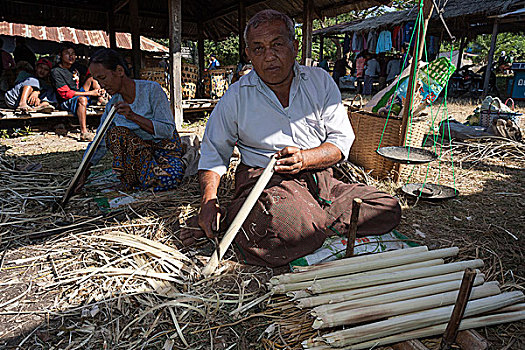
[5,58,56,113]
[0,38,15,75]
[51,44,105,141]
[13,37,36,69]
[363,53,380,96]
[332,53,349,87]
[207,54,220,70]
[76,48,185,193]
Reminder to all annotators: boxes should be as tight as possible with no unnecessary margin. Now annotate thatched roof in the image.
[0,0,390,41]
[313,0,525,37]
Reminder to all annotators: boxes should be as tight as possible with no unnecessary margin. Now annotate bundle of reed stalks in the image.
[264,246,525,349]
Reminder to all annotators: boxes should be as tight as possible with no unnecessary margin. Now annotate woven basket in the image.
[203,69,229,98]
[139,67,166,88]
[182,63,198,84]
[346,98,428,179]
[182,82,196,99]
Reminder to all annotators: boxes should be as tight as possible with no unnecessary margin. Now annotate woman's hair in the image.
[89,48,131,77]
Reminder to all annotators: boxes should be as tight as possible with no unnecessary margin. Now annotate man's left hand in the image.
[275,146,305,174]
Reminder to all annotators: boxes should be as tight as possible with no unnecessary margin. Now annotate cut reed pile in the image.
[263,246,525,349]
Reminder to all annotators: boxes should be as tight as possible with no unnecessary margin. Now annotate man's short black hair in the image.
[58,43,75,55]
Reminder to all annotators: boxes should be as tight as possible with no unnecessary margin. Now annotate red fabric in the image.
[56,85,76,100]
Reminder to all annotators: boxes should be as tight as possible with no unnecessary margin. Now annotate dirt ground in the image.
[0,100,524,349]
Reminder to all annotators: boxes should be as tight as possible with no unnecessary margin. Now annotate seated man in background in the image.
[51,44,105,141]
[181,10,401,267]
[5,58,56,112]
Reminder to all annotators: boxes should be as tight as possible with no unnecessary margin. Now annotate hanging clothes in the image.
[352,32,363,53]
[376,31,392,53]
[362,32,368,51]
[367,30,378,55]
[403,22,415,45]
[392,26,403,51]
[343,34,351,55]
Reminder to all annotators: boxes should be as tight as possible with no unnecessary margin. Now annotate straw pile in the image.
[264,246,525,349]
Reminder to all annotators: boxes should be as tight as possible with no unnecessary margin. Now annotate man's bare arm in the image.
[198,170,223,238]
[274,142,343,174]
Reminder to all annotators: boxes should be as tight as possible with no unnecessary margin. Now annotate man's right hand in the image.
[198,198,224,239]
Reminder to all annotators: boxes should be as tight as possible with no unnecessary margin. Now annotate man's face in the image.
[245,20,298,86]
[61,48,76,65]
[35,64,50,79]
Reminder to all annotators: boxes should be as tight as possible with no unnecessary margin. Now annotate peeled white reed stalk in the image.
[309,259,484,294]
[293,271,479,307]
[273,259,444,294]
[312,275,485,316]
[272,247,458,285]
[292,246,429,273]
[320,291,524,347]
[202,156,277,277]
[313,282,500,329]
[311,307,525,350]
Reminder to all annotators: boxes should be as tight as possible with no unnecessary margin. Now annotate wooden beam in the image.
[238,0,247,61]
[113,0,130,13]
[301,0,313,65]
[482,20,499,98]
[169,0,183,129]
[107,0,117,49]
[456,36,466,70]
[319,35,325,61]
[129,0,141,79]
[197,21,205,98]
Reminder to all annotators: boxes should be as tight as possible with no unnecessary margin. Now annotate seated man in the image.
[181,10,401,267]
[51,44,104,141]
[5,58,56,112]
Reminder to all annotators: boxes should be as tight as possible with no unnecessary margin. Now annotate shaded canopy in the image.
[0,0,390,41]
[313,0,525,38]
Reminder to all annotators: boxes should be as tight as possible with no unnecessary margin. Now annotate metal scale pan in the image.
[377,146,438,164]
[402,183,459,201]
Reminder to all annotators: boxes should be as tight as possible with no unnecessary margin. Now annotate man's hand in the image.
[90,89,104,98]
[275,146,305,174]
[114,101,137,120]
[28,91,40,106]
[198,198,224,239]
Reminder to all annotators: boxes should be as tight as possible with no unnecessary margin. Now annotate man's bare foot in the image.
[179,215,206,246]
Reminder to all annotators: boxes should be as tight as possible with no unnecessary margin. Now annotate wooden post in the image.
[238,0,246,61]
[482,20,499,99]
[345,198,362,257]
[301,0,313,65]
[168,0,183,129]
[319,35,325,61]
[197,21,205,98]
[440,268,477,350]
[456,36,465,70]
[129,0,141,79]
[394,0,433,182]
[107,0,117,49]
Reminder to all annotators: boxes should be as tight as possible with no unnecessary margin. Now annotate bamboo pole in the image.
[272,247,458,285]
[202,156,277,276]
[320,291,524,347]
[333,308,525,350]
[309,260,484,294]
[273,259,444,294]
[294,271,481,309]
[292,246,428,273]
[440,268,477,349]
[311,275,485,316]
[313,282,500,329]
[345,198,361,257]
